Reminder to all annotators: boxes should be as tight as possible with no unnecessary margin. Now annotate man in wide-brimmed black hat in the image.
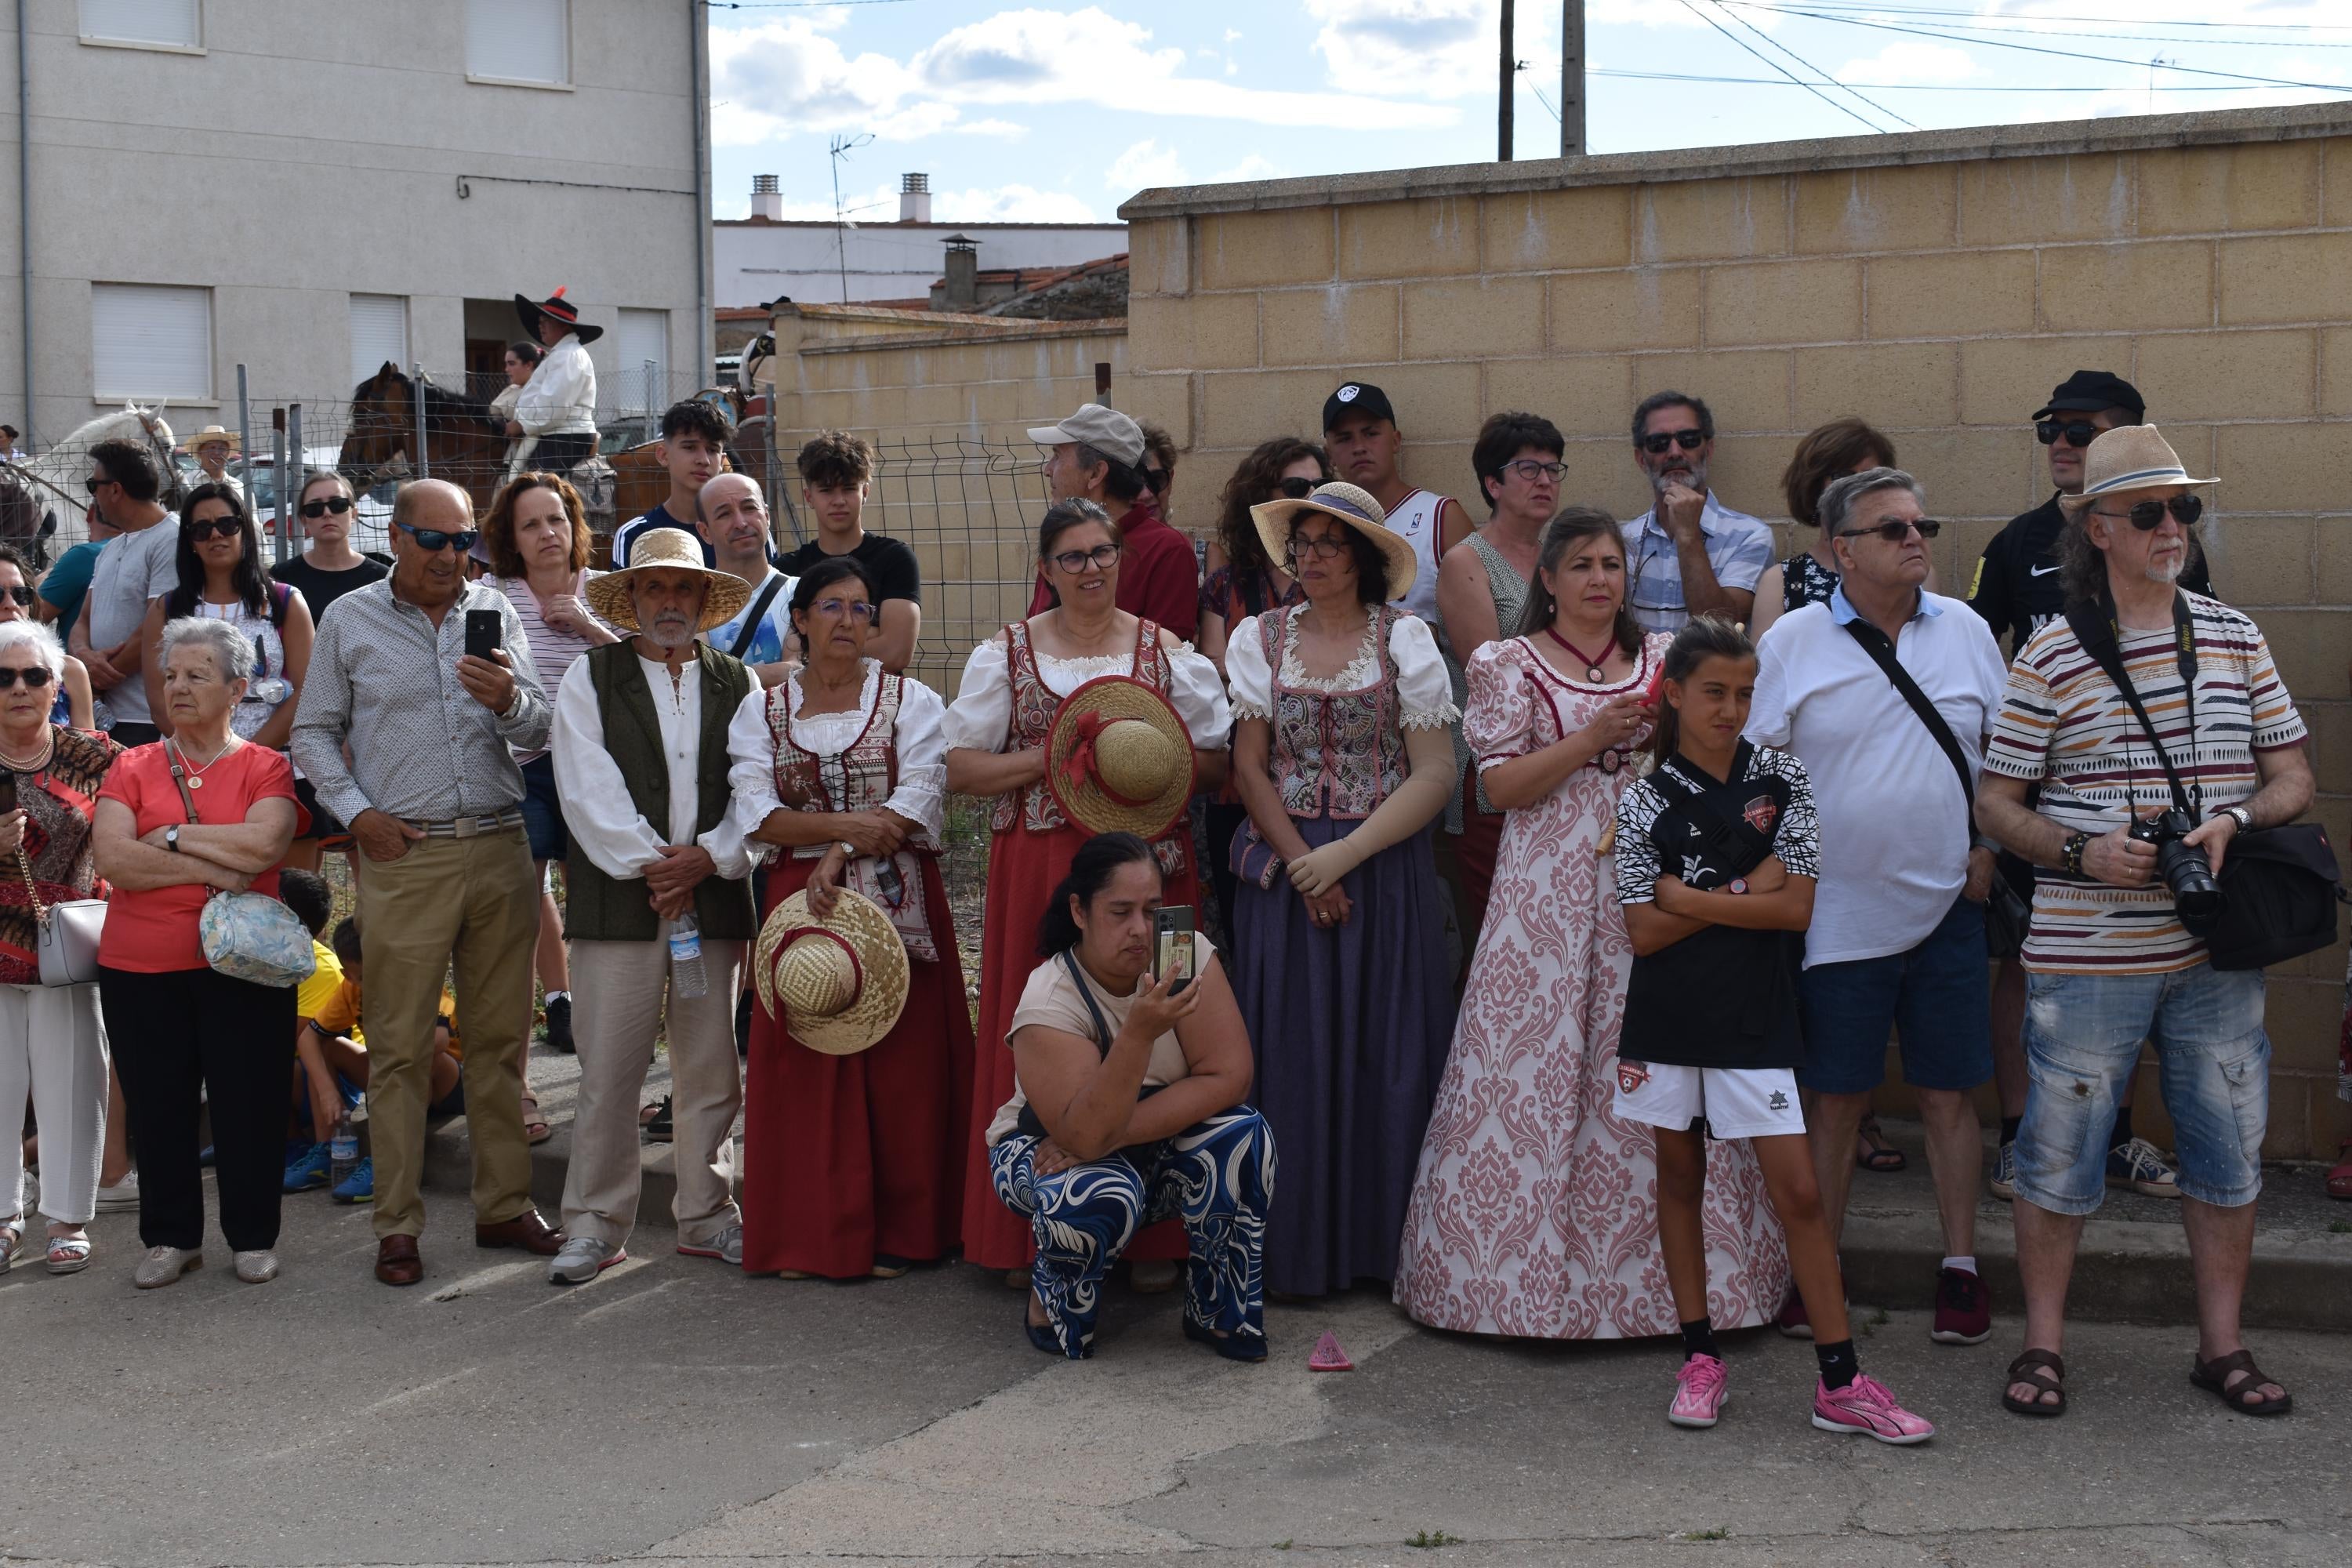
[506,288,601,474]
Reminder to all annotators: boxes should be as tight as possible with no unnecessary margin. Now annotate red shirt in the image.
[96,742,296,973]
[1026,495,1201,641]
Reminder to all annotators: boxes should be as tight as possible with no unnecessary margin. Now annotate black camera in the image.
[2128,808,2225,934]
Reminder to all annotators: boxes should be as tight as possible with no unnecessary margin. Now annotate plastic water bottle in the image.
[669,914,708,1000]
[328,1108,359,1190]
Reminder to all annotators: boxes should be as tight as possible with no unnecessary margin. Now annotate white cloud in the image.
[1210,153,1284,184]
[1835,42,1984,87]
[962,118,1032,140]
[1105,139,1190,191]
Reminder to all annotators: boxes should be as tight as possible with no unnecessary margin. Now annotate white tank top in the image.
[1384,488,1446,623]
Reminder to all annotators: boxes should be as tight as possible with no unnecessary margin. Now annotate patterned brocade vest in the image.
[989,617,1189,877]
[764,672,940,858]
[1261,604,1408,822]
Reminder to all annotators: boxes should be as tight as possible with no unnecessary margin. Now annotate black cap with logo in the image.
[1323,381,1397,432]
[2032,369,2144,423]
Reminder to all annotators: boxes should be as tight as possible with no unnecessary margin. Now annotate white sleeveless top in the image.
[1384,488,1446,624]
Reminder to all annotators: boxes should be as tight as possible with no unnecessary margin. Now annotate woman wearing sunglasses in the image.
[0,544,93,728]
[723,557,971,1279]
[138,484,313,755]
[270,472,388,630]
[946,498,1231,1287]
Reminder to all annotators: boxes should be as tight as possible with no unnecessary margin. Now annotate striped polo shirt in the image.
[1984,592,2306,975]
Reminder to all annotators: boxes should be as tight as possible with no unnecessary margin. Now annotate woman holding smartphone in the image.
[1612,617,1933,1443]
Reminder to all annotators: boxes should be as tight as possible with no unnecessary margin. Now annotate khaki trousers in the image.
[356,828,539,1240]
[560,935,746,1249]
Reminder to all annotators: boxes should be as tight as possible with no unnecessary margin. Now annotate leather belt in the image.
[404,809,525,840]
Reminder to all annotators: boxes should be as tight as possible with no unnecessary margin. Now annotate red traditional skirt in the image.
[959,822,1198,1269]
[742,853,975,1279]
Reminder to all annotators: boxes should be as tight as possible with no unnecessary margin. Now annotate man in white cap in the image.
[1976,425,2314,1421]
[1024,402,1197,640]
[545,527,759,1283]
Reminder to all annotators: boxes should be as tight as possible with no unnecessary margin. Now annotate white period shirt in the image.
[723,661,950,854]
[942,634,1232,753]
[515,333,597,437]
[550,654,756,882]
[1744,584,2009,966]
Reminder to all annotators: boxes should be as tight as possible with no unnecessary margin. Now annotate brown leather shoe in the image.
[375,1235,423,1287]
[475,1208,564,1255]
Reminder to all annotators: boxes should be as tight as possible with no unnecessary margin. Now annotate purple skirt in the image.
[1231,815,1457,1298]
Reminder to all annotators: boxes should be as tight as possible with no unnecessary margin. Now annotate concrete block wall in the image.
[1121,107,2352,1158]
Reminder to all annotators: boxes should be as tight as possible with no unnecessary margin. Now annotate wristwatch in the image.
[2060,830,2089,877]
[2222,805,2253,835]
[165,826,181,854]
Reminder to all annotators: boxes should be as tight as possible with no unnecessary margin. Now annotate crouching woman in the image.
[987,831,1274,1362]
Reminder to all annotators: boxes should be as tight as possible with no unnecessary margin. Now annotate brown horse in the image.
[338,362,509,514]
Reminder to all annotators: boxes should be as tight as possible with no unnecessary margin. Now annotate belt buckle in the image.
[452,815,483,840]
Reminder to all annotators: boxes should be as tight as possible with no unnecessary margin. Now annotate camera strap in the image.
[2060,591,2201,819]
[1840,616,1976,856]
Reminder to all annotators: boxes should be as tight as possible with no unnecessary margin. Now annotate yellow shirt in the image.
[295,943,343,1023]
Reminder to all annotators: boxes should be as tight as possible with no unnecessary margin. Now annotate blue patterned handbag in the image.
[167,742,315,989]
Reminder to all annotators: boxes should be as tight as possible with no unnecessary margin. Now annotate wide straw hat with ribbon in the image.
[180,424,240,457]
[1045,675,1195,840]
[1247,481,1420,602]
[584,526,752,632]
[755,887,910,1056]
[514,286,604,343]
[2059,424,2219,518]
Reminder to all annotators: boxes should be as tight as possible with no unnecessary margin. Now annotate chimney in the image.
[942,233,978,310]
[750,174,782,220]
[899,172,932,223]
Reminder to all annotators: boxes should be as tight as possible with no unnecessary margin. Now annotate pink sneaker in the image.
[1669,1354,1728,1428]
[1811,1374,1936,1445]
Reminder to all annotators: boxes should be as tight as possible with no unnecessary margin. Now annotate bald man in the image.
[695,473,798,687]
[292,477,565,1288]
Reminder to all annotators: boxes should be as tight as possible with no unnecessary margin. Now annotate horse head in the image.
[338,361,412,488]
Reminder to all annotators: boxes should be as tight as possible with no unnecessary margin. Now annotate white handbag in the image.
[20,850,104,988]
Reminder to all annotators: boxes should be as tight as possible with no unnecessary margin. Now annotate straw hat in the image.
[1045,675,1194,840]
[754,887,910,1056]
[2059,424,2219,518]
[180,424,240,456]
[585,526,753,632]
[1247,481,1420,601]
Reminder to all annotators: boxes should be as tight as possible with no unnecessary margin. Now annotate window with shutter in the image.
[91,284,212,400]
[78,0,201,49]
[349,295,410,387]
[466,0,568,85]
[615,310,670,416]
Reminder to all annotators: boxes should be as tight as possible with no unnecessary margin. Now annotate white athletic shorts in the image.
[1611,1059,1806,1142]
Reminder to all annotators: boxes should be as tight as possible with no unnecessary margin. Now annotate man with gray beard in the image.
[545,528,760,1283]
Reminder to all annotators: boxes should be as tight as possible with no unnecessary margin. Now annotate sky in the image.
[705,2,2352,226]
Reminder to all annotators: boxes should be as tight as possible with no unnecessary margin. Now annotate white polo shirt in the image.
[1744,584,2007,967]
[1620,493,1773,635]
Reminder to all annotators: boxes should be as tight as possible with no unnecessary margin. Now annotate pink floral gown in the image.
[1393,633,1791,1338]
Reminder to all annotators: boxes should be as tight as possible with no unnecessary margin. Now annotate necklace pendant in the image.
[187,776,203,789]
[1588,666,1606,682]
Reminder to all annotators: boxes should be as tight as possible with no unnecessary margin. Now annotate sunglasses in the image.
[83,476,116,494]
[1502,459,1567,482]
[185,517,243,541]
[1838,518,1943,543]
[1142,466,1170,494]
[1637,429,1706,455]
[2093,495,2203,532]
[811,597,877,623]
[300,495,355,519]
[2036,419,2127,448]
[1,586,31,607]
[1049,543,1122,574]
[397,519,481,555]
[1278,476,1319,500]
[0,666,54,688]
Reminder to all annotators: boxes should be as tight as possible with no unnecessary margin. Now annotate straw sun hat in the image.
[1247,480,1420,602]
[1045,676,1195,841]
[2058,424,2219,518]
[180,424,240,456]
[755,887,910,1056]
[584,526,753,632]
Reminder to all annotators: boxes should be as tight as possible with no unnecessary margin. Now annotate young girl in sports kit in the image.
[1613,617,1935,1445]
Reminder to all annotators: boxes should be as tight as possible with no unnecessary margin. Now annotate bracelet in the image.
[2061,830,2089,877]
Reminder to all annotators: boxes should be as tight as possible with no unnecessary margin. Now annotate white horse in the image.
[2,402,178,554]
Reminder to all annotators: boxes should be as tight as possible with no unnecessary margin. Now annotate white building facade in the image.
[0,0,713,446]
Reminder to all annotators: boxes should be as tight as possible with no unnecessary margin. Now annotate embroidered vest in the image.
[1263,604,1408,821]
[767,670,939,860]
[563,644,757,944]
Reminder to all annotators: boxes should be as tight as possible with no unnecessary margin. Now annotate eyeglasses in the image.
[1637,429,1706,455]
[1838,518,1942,543]
[397,519,481,555]
[812,597,877,623]
[2092,495,2203,532]
[185,517,242,541]
[1501,459,1567,482]
[300,495,355,519]
[0,666,55,688]
[1050,542,1121,574]
[1287,534,1352,562]
[2036,419,2125,448]
[1,586,31,607]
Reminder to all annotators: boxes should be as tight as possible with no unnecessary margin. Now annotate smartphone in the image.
[1643,662,1667,710]
[463,608,503,662]
[1152,905,1196,995]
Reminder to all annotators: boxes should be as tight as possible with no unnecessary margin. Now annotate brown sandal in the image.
[521,1094,552,1147]
[1856,1116,1907,1174]
[2190,1349,2292,1417]
[2002,1348,2067,1417]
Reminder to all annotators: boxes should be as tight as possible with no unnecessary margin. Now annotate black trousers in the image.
[100,965,296,1252]
[110,721,162,748]
[524,432,595,471]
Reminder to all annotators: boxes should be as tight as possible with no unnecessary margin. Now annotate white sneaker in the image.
[677,1224,742,1267]
[133,1244,201,1289]
[548,1235,625,1284]
[234,1250,279,1284]
[96,1172,140,1213]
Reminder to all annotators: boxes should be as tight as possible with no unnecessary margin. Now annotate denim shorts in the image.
[518,753,567,863]
[1795,894,1992,1095]
[2015,963,2267,1214]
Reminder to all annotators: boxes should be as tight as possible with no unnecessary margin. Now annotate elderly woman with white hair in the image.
[0,620,122,1276]
[93,616,299,1289]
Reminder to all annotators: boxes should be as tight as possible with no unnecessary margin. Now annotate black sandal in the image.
[2002,1348,2067,1417]
[2190,1349,2292,1417]
[1856,1116,1907,1174]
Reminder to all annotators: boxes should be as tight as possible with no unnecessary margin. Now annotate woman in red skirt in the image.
[727,558,971,1279]
[945,499,1232,1281]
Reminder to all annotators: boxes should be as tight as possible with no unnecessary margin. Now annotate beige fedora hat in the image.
[1045,675,1195,841]
[754,887,911,1056]
[585,526,753,632]
[1248,481,1420,602]
[2059,424,2219,518]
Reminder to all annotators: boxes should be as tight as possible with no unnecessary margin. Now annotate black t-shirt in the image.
[1969,493,2215,659]
[779,532,922,606]
[270,553,390,628]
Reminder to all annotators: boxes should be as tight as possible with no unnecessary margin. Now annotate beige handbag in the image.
[20,849,105,988]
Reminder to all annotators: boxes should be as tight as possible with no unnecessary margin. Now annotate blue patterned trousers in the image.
[989,1106,1275,1359]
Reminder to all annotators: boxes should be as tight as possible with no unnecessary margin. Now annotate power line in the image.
[1726,2,2352,29]
[1675,0,1893,132]
[1590,67,2329,93]
[1705,0,1919,129]
[1727,2,2352,49]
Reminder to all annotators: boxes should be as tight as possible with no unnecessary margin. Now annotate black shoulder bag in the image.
[727,574,789,661]
[1012,949,1163,1148]
[2060,595,2343,971]
[1842,619,2031,956]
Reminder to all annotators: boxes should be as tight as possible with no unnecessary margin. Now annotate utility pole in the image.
[1562,1,1585,157]
[1498,0,1515,162]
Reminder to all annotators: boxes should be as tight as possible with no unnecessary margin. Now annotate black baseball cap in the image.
[1323,382,1396,432]
[2033,370,2144,423]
